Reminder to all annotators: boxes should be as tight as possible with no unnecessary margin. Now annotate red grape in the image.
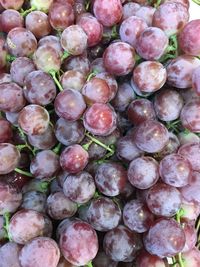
[122,2,141,20]
[182,223,197,253]
[0,143,20,175]
[21,191,47,213]
[0,242,22,267]
[136,250,168,267]
[61,70,85,91]
[0,118,13,143]
[93,251,118,267]
[135,6,156,26]
[0,9,23,33]
[192,66,200,96]
[181,248,200,267]
[0,0,24,10]
[63,54,90,76]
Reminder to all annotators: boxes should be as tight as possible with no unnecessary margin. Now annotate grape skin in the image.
[0,242,22,267]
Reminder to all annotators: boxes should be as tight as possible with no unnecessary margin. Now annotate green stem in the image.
[17,127,36,155]
[85,0,91,10]
[20,6,36,17]
[175,209,185,267]
[6,54,16,63]
[86,261,93,267]
[15,168,33,178]
[82,140,93,151]
[154,0,161,8]
[3,212,12,241]
[196,217,200,232]
[177,253,185,267]
[192,0,200,5]
[61,51,70,61]
[49,70,63,91]
[16,144,27,151]
[53,143,62,154]
[85,133,115,154]
[86,70,98,82]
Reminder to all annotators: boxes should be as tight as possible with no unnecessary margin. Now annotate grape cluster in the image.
[0,0,200,267]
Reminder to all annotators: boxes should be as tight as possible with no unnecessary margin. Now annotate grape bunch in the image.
[0,0,200,267]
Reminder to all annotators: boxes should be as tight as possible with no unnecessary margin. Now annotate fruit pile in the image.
[0,0,200,266]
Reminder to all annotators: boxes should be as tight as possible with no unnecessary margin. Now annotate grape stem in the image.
[49,70,63,91]
[36,181,50,193]
[15,168,33,178]
[20,6,36,17]
[61,51,70,61]
[17,127,36,155]
[175,208,185,267]
[6,54,17,63]
[192,0,200,5]
[3,212,12,241]
[85,261,93,267]
[85,133,115,154]
[53,143,62,154]
[82,140,93,151]
[86,70,99,82]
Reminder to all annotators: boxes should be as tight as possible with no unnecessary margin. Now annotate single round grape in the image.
[131,79,152,98]
[87,197,121,231]
[128,156,159,189]
[30,0,53,12]
[19,237,60,267]
[127,99,156,125]
[77,13,103,47]
[33,45,61,72]
[136,27,168,60]
[0,118,13,143]
[144,218,186,258]
[180,99,200,132]
[182,223,197,253]
[103,225,141,262]
[152,2,189,36]
[61,70,85,91]
[38,35,63,56]
[93,251,118,267]
[0,242,22,267]
[24,70,57,105]
[83,103,117,136]
[47,192,77,220]
[9,209,46,244]
[90,58,106,73]
[0,82,25,112]
[63,171,95,204]
[0,73,12,84]
[0,143,20,175]
[122,2,141,20]
[62,54,90,76]
[0,37,7,70]
[135,6,156,26]
[192,66,200,95]
[119,16,147,47]
[0,0,24,10]
[166,55,200,88]
[134,120,169,153]
[178,131,200,146]
[82,77,111,105]
[146,182,182,217]
[123,199,154,233]
[178,19,200,56]
[93,0,122,27]
[182,248,200,267]
[60,144,89,173]
[181,197,200,221]
[18,104,49,135]
[0,181,22,215]
[154,89,184,121]
[28,126,57,150]
[0,9,23,33]
[59,220,98,266]
[178,143,200,171]
[25,11,51,39]
[10,57,36,86]
[48,2,74,31]
[136,250,168,267]
[21,191,47,213]
[180,172,200,204]
[30,150,60,179]
[159,154,191,187]
[6,27,37,57]
[103,42,135,76]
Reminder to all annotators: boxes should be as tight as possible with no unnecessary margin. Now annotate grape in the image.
[136,250,168,267]
[10,57,36,86]
[181,197,200,221]
[119,16,148,48]
[146,182,182,217]
[0,215,6,241]
[38,35,63,56]
[59,220,98,266]
[83,103,117,136]
[122,2,141,20]
[178,131,200,145]
[55,118,85,146]
[182,223,197,253]
[18,104,49,135]
[24,70,57,105]
[135,6,156,26]
[144,218,185,258]
[180,178,200,204]
[61,70,85,91]
[181,248,200,267]
[0,73,12,84]
[25,11,51,39]
[0,0,24,10]
[93,251,118,267]
[178,143,200,172]
[154,89,184,121]
[133,120,169,153]
[87,197,121,231]
[82,77,111,105]
[0,37,7,70]
[57,257,77,267]
[95,162,127,197]
[48,2,74,31]
[0,143,20,175]
[0,118,13,142]
[47,192,77,220]
[30,0,53,12]
[19,237,60,267]
[128,156,159,189]
[0,181,22,215]
[136,27,168,60]
[166,55,200,88]
[55,89,86,121]
[162,0,189,9]
[0,242,22,267]
[21,191,47,213]
[103,42,135,76]
[28,126,57,150]
[2,171,30,190]
[63,171,95,203]
[63,54,90,76]
[127,99,156,125]
[77,13,103,47]
[103,225,141,262]
[159,154,191,187]
[33,45,61,73]
[93,0,122,27]
[192,66,200,96]
[30,150,60,179]
[60,144,89,173]
[0,82,25,112]
[178,19,200,56]
[0,9,23,33]
[90,58,106,73]
[50,178,63,194]
[152,2,189,36]
[9,209,46,244]
[6,27,37,57]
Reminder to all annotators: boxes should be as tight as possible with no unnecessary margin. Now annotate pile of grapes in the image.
[0,0,200,266]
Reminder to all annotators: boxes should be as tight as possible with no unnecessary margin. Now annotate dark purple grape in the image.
[50,178,63,194]
[63,171,95,204]
[136,250,168,267]
[0,9,23,33]
[0,143,20,175]
[0,242,22,267]
[93,251,118,267]
[0,118,13,142]
[90,58,106,73]
[62,54,90,76]
[61,70,85,91]
[21,191,47,213]
[38,35,63,56]
[19,237,60,267]
[87,197,121,231]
